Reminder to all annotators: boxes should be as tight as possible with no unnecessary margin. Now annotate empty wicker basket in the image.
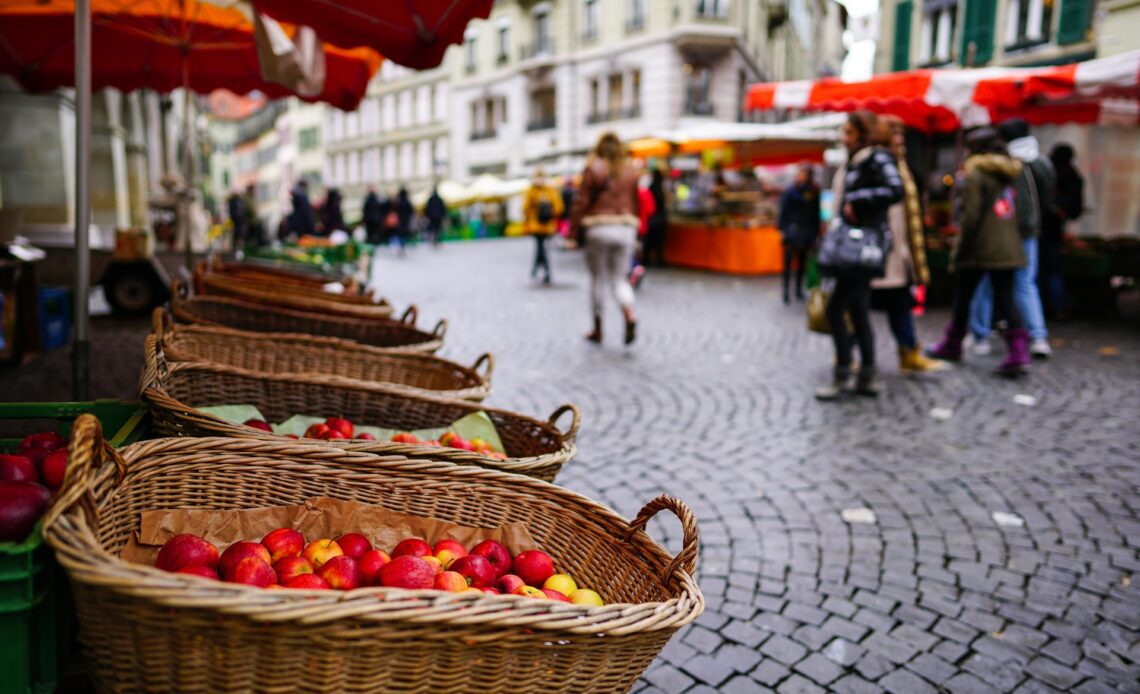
[194,264,388,317]
[153,309,492,401]
[44,416,703,693]
[141,336,578,482]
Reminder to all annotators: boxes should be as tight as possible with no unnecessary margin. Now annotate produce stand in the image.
[664,222,784,275]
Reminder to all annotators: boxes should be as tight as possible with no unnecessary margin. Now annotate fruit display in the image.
[153,530,605,602]
[0,431,70,542]
[238,414,508,457]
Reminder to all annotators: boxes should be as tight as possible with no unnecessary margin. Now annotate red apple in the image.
[391,538,432,559]
[262,527,305,562]
[470,539,512,578]
[434,571,468,592]
[219,541,272,578]
[513,550,555,587]
[497,574,526,594]
[272,556,314,583]
[0,481,51,542]
[438,432,458,447]
[336,533,372,559]
[155,534,219,572]
[243,419,273,432]
[422,556,444,575]
[433,539,467,568]
[356,432,377,441]
[482,587,502,595]
[0,455,38,483]
[176,564,219,580]
[390,432,419,444]
[358,549,391,585]
[542,588,572,602]
[304,423,330,439]
[449,554,496,589]
[320,430,347,441]
[324,417,354,438]
[18,432,66,462]
[285,434,300,439]
[317,555,361,590]
[39,449,68,491]
[283,574,330,590]
[302,539,343,569]
[378,555,435,589]
[226,557,276,587]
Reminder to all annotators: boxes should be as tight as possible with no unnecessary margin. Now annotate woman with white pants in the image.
[570,132,641,345]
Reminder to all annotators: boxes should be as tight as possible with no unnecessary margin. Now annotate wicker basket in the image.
[141,336,579,482]
[204,259,367,294]
[194,266,394,320]
[171,280,445,353]
[153,309,492,401]
[43,416,703,693]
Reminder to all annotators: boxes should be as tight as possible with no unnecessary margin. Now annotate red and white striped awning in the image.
[746,50,1140,132]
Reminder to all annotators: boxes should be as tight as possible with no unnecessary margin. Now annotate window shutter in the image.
[1057,0,1090,45]
[893,1,914,71]
[960,0,997,65]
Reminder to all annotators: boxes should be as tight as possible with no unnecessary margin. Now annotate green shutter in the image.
[893,1,914,71]
[960,0,997,65]
[1057,0,1090,45]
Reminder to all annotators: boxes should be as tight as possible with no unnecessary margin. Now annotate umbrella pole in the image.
[181,49,194,273]
[72,0,91,400]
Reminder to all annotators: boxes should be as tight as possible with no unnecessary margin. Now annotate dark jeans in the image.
[645,220,667,267]
[827,276,875,368]
[531,234,550,280]
[783,245,807,299]
[873,287,916,349]
[952,269,1021,332]
[364,222,381,245]
[1038,236,1065,316]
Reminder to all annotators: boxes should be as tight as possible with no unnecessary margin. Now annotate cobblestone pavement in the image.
[5,237,1139,692]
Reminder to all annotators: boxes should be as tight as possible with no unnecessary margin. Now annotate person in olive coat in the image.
[927,128,1029,376]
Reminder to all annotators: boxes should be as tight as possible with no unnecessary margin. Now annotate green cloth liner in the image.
[198,405,506,454]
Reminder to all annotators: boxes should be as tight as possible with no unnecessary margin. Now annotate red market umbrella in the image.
[253,0,493,69]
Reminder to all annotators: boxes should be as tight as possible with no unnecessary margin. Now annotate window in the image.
[607,74,623,115]
[583,0,599,41]
[348,151,360,184]
[631,69,641,114]
[465,29,478,72]
[399,90,414,128]
[382,95,395,132]
[696,0,730,18]
[417,140,432,177]
[334,154,347,186]
[384,145,397,182]
[435,137,449,166]
[345,111,359,139]
[400,142,414,179]
[535,12,550,51]
[528,87,557,131]
[497,23,510,63]
[683,63,713,115]
[470,97,505,140]
[628,0,646,30]
[1005,0,1053,48]
[919,1,956,65]
[590,78,600,119]
[434,83,448,122]
[299,126,320,151]
[416,85,431,125]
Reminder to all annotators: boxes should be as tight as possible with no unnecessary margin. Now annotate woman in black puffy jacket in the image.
[816,111,905,400]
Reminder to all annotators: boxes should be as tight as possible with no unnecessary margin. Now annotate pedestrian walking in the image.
[869,116,945,374]
[968,118,1055,359]
[424,186,447,247]
[1041,143,1084,320]
[777,163,821,303]
[290,179,317,237]
[559,177,576,245]
[816,111,904,400]
[320,187,345,235]
[394,187,414,251]
[569,131,641,345]
[522,168,563,284]
[628,178,656,289]
[927,128,1030,377]
[644,168,669,266]
[362,186,384,244]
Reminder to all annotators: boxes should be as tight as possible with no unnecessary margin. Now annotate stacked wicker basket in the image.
[44,261,703,693]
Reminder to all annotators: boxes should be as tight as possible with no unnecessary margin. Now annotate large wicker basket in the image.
[141,336,579,482]
[171,280,445,353]
[43,416,703,693]
[194,267,394,320]
[203,258,367,294]
[153,309,492,401]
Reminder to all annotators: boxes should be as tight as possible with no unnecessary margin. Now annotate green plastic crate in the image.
[0,400,148,694]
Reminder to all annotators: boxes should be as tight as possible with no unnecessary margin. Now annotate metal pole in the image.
[72,0,91,401]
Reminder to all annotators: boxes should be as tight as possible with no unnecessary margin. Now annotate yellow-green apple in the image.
[244,419,272,432]
[450,555,496,588]
[512,550,554,587]
[283,573,330,590]
[434,571,468,592]
[227,557,276,587]
[155,534,219,572]
[422,556,444,575]
[391,538,432,558]
[324,417,354,438]
[175,564,218,580]
[378,555,435,589]
[304,423,330,439]
[219,541,272,578]
[317,555,361,590]
[512,585,546,599]
[497,574,526,594]
[272,556,314,583]
[336,533,372,559]
[432,539,467,568]
[542,588,571,602]
[569,589,604,606]
[0,455,37,483]
[302,539,343,569]
[39,449,68,491]
[470,539,512,578]
[261,528,305,562]
[463,587,484,594]
[543,574,578,597]
[358,549,391,585]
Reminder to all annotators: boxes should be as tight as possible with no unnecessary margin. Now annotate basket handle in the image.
[400,305,418,325]
[547,403,581,443]
[625,495,700,582]
[42,414,127,535]
[432,319,448,340]
[151,307,174,341]
[471,353,495,382]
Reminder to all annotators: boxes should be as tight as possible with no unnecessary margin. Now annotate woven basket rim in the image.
[42,418,704,637]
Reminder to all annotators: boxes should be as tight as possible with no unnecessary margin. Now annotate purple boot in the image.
[996,328,1030,377]
[925,323,966,362]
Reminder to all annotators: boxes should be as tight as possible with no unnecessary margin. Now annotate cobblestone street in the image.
[6,237,1140,692]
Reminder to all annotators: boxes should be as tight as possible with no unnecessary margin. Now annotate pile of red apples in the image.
[244,416,508,458]
[0,431,71,543]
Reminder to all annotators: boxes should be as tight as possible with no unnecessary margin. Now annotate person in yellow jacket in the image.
[523,168,564,285]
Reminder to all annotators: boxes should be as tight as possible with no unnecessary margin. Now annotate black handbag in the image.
[817,221,892,276]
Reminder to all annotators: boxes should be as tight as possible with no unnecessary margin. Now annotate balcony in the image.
[519,40,555,63]
[683,101,714,117]
[587,106,641,124]
[526,116,557,132]
[470,128,498,141]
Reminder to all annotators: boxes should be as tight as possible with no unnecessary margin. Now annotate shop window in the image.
[1005,0,1053,49]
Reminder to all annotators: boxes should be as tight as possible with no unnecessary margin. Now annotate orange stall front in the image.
[664,223,784,275]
